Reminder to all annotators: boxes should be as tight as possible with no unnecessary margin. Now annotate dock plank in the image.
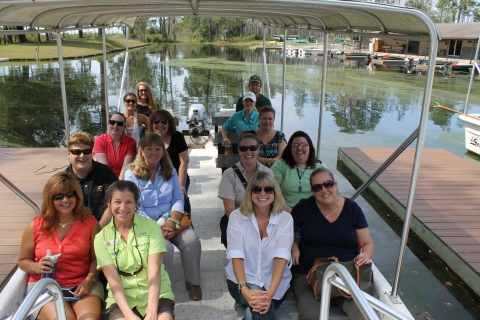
[338,147,480,297]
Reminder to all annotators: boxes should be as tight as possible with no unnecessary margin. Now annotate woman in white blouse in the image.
[225,171,293,320]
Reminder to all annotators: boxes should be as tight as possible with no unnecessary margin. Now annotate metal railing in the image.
[319,264,412,320]
[7,278,66,320]
[0,173,39,215]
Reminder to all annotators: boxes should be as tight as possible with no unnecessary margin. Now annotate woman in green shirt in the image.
[94,180,174,320]
[271,131,327,213]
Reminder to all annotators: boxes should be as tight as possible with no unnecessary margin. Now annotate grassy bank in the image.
[1,37,147,60]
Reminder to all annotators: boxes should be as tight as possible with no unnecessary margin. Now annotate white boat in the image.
[0,0,442,319]
[459,114,480,155]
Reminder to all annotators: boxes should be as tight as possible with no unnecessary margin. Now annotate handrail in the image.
[320,263,379,320]
[350,127,419,201]
[8,278,66,320]
[330,277,412,320]
[0,173,39,215]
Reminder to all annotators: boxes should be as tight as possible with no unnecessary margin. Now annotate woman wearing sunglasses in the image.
[136,81,159,117]
[226,171,293,320]
[255,106,286,168]
[95,180,175,320]
[218,131,273,248]
[124,132,202,301]
[123,92,149,147]
[148,110,191,214]
[18,172,102,320]
[291,168,374,320]
[94,112,137,179]
[270,130,327,213]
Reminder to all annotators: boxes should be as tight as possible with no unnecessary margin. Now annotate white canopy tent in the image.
[0,0,440,313]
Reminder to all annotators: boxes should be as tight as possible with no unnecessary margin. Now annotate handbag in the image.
[175,212,193,236]
[220,164,248,247]
[306,256,373,300]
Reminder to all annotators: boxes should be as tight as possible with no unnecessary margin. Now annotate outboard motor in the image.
[186,104,208,137]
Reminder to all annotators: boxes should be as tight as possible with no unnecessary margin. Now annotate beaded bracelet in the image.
[29,262,36,274]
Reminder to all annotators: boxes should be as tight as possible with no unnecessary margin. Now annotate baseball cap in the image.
[243,92,257,102]
[249,75,262,84]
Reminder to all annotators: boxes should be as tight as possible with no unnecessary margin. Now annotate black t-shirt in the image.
[66,161,118,221]
[136,102,160,118]
[167,131,188,176]
[291,196,368,274]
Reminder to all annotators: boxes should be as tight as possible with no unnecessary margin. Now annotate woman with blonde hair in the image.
[136,81,159,117]
[124,132,203,301]
[226,171,293,320]
[18,172,102,320]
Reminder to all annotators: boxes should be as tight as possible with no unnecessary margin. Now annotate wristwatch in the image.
[238,282,248,292]
[167,218,180,230]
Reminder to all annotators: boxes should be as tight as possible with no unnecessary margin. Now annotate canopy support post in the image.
[262,25,271,99]
[316,32,329,159]
[280,27,287,131]
[102,27,109,131]
[56,32,70,142]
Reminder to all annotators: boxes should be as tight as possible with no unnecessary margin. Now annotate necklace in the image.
[317,202,339,220]
[295,165,308,192]
[58,217,74,228]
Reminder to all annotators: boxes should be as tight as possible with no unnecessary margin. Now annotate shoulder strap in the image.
[232,164,248,189]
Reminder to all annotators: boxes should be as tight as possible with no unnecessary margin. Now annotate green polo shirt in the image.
[94,214,174,315]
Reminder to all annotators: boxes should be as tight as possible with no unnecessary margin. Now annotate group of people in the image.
[17,76,374,320]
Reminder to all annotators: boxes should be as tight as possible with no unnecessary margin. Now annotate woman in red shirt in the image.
[18,172,102,320]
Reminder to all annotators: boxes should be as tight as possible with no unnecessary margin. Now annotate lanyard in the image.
[295,166,308,192]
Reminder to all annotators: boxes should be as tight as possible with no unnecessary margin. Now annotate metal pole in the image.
[56,32,70,141]
[316,32,329,159]
[102,27,109,132]
[0,173,39,214]
[126,26,130,92]
[464,36,480,114]
[350,128,419,201]
[280,28,287,131]
[262,25,271,99]
[391,28,438,300]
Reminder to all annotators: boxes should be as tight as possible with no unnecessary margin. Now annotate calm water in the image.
[1,44,480,319]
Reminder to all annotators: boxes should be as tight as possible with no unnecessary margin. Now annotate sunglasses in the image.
[252,186,275,194]
[138,89,148,93]
[124,99,136,103]
[69,148,92,156]
[109,120,125,126]
[238,145,259,152]
[311,180,335,192]
[250,82,261,87]
[52,191,77,201]
[291,142,309,148]
[153,119,168,125]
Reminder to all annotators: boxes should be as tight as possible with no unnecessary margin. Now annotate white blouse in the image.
[225,209,293,300]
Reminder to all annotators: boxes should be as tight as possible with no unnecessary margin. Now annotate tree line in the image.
[1,0,479,45]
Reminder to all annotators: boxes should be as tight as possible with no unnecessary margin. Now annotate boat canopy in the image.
[0,0,438,41]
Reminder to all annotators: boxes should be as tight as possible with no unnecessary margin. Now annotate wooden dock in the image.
[338,147,480,296]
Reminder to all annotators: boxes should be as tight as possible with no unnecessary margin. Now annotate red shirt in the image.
[29,215,96,287]
[93,133,136,177]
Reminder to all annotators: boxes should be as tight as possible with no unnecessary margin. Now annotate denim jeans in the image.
[227,280,284,320]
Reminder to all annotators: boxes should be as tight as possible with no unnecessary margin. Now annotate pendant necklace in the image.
[324,207,339,220]
[59,217,74,228]
[295,165,308,192]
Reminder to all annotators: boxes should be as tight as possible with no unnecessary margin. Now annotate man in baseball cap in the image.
[235,74,272,112]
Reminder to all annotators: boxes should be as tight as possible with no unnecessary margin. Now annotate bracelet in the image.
[238,282,248,292]
[29,262,36,274]
[268,158,271,167]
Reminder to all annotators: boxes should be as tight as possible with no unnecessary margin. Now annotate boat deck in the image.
[338,147,480,297]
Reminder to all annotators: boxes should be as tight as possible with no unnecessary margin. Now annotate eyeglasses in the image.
[291,142,309,148]
[114,222,143,277]
[252,186,275,194]
[109,120,125,126]
[311,180,335,192]
[124,99,136,103]
[153,119,168,125]
[52,191,77,201]
[138,89,148,93]
[69,148,92,156]
[250,82,261,87]
[238,145,259,152]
